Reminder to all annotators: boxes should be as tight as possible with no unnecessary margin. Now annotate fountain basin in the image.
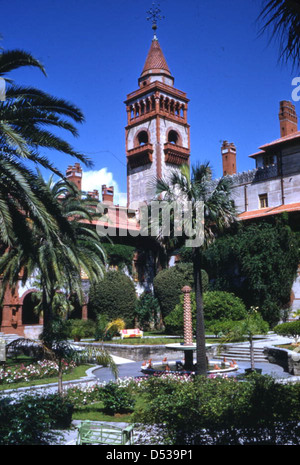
[141,359,239,376]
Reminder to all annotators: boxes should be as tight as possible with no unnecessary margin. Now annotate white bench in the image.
[120,329,143,339]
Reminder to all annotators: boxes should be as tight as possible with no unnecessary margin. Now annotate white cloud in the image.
[81,168,127,206]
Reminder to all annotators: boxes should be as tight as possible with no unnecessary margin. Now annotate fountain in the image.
[141,286,238,376]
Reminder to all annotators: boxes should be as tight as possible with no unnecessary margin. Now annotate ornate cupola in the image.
[125,5,190,208]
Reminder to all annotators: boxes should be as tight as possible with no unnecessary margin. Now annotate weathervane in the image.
[147,2,164,38]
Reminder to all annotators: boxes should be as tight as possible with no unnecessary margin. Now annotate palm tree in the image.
[0,174,106,341]
[258,0,300,69]
[0,48,92,249]
[0,49,91,171]
[154,163,236,375]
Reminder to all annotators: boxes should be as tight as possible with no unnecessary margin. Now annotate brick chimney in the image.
[66,163,82,191]
[87,190,99,200]
[279,100,298,137]
[221,141,237,176]
[102,185,114,203]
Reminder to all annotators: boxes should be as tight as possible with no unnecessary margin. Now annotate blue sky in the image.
[1,0,298,204]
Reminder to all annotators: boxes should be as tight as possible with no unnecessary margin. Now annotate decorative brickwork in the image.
[182,285,193,346]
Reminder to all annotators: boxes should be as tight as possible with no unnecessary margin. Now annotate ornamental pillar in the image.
[182,285,193,346]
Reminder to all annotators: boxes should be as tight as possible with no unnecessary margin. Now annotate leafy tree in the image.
[88,270,137,327]
[205,219,300,326]
[154,163,236,375]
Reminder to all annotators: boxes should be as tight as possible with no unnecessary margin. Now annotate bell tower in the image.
[125,7,190,208]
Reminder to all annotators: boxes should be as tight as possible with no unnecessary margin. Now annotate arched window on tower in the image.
[137,130,149,146]
[168,130,180,145]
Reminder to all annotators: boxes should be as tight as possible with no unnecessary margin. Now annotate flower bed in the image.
[0,359,76,385]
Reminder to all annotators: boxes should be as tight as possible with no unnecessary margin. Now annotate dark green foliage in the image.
[203,291,247,321]
[102,243,135,274]
[135,292,160,330]
[133,374,300,445]
[274,320,300,340]
[101,382,135,415]
[206,319,243,338]
[0,393,73,445]
[88,270,137,327]
[94,314,110,341]
[164,290,246,334]
[205,218,300,326]
[66,319,96,340]
[153,263,208,319]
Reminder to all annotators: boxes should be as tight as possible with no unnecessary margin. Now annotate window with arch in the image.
[168,130,180,145]
[136,130,149,146]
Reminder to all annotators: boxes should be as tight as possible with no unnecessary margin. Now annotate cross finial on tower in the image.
[147,2,164,39]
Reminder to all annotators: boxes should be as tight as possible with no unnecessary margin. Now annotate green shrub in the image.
[0,393,74,445]
[206,319,243,339]
[164,290,247,334]
[132,374,300,445]
[274,320,300,343]
[67,319,96,340]
[203,291,247,322]
[101,382,135,415]
[153,263,208,319]
[88,270,137,327]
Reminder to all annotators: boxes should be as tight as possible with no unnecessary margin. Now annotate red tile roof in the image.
[259,131,300,150]
[141,38,171,77]
[238,202,300,220]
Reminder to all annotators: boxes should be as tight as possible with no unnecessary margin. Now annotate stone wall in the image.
[264,345,300,376]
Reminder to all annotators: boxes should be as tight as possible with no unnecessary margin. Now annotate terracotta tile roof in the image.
[259,131,300,150]
[141,38,171,77]
[248,150,265,159]
[238,202,300,220]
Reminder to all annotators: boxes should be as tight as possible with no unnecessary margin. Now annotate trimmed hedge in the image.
[88,270,137,327]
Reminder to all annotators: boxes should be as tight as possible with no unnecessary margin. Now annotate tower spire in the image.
[147,2,164,40]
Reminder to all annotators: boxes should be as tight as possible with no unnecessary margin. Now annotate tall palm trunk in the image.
[193,247,207,376]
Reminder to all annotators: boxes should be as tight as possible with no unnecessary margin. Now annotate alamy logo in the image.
[96,200,204,248]
[291,77,300,102]
[0,77,5,101]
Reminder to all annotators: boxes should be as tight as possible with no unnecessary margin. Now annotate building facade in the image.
[222,100,300,313]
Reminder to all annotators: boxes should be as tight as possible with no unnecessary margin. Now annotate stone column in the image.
[182,285,193,346]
